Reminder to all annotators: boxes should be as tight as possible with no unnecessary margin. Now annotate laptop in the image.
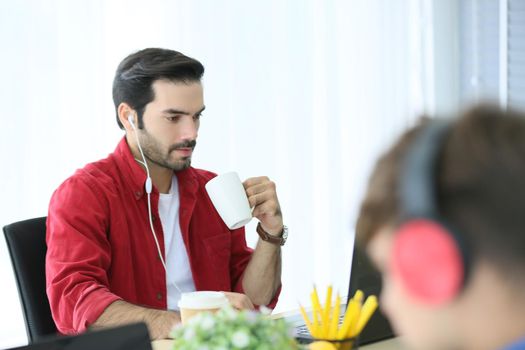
[8,323,152,350]
[292,244,394,345]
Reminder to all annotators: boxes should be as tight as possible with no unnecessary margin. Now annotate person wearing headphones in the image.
[46,48,286,339]
[355,104,525,350]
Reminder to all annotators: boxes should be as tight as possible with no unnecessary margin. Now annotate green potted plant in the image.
[171,306,299,350]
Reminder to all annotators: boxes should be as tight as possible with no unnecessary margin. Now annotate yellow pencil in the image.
[337,297,360,339]
[348,304,361,337]
[299,304,314,335]
[351,295,378,337]
[321,285,333,337]
[328,293,341,339]
[311,288,323,337]
[349,289,364,336]
[314,288,325,336]
[353,289,364,304]
[309,292,318,337]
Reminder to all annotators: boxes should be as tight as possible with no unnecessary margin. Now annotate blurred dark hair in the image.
[112,48,204,129]
[356,104,525,280]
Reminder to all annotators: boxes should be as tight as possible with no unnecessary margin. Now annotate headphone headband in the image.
[392,118,469,304]
[400,119,452,219]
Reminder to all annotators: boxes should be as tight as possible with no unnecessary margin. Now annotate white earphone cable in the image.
[146,192,168,271]
[128,115,182,294]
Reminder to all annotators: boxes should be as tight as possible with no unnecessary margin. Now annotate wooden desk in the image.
[359,338,405,350]
[151,339,171,350]
[152,337,405,350]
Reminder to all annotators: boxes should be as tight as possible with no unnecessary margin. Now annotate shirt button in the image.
[152,215,156,222]
[156,292,163,300]
[135,191,142,198]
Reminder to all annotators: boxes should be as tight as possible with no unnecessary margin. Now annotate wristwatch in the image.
[256,222,288,246]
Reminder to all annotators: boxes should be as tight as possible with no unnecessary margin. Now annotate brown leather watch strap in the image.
[256,222,284,245]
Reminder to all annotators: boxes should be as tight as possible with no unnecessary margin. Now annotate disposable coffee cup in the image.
[178,291,230,324]
[205,172,252,230]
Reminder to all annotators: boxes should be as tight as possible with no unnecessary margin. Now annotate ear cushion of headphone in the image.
[391,219,464,304]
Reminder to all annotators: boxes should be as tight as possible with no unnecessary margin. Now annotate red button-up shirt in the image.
[46,138,278,334]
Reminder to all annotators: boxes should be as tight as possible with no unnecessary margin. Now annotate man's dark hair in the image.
[356,104,525,282]
[112,48,204,129]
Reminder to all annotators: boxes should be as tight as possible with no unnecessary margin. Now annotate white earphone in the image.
[127,113,182,294]
[128,115,152,194]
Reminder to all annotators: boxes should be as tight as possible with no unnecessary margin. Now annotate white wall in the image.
[0,0,436,347]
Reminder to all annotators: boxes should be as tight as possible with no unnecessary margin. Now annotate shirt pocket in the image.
[202,231,232,291]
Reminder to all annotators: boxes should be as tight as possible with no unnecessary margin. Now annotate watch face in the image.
[281,226,288,244]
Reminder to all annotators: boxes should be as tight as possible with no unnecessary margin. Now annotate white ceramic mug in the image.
[205,172,252,230]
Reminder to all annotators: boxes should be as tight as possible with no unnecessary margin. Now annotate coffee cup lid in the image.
[178,291,229,309]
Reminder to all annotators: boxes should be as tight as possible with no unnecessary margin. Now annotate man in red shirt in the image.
[46,48,286,339]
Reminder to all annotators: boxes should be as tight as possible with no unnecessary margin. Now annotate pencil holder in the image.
[310,337,357,350]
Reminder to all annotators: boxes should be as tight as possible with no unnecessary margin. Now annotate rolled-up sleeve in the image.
[46,175,122,334]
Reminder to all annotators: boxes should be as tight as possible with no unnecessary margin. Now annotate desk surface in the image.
[152,337,405,350]
[360,338,405,350]
[153,307,406,350]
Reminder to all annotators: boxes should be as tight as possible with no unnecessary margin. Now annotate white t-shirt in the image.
[158,175,196,310]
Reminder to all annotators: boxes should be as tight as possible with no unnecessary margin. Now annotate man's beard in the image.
[138,129,197,172]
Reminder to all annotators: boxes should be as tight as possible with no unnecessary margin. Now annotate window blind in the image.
[459,0,500,103]
[508,0,525,110]
[459,0,525,111]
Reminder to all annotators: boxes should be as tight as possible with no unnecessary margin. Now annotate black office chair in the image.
[3,217,57,343]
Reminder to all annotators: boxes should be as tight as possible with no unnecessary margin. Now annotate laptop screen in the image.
[348,245,394,345]
[8,323,152,350]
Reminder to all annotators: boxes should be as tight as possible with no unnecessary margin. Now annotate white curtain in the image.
[0,0,430,346]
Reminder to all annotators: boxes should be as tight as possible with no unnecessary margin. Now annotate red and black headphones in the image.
[391,119,469,305]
